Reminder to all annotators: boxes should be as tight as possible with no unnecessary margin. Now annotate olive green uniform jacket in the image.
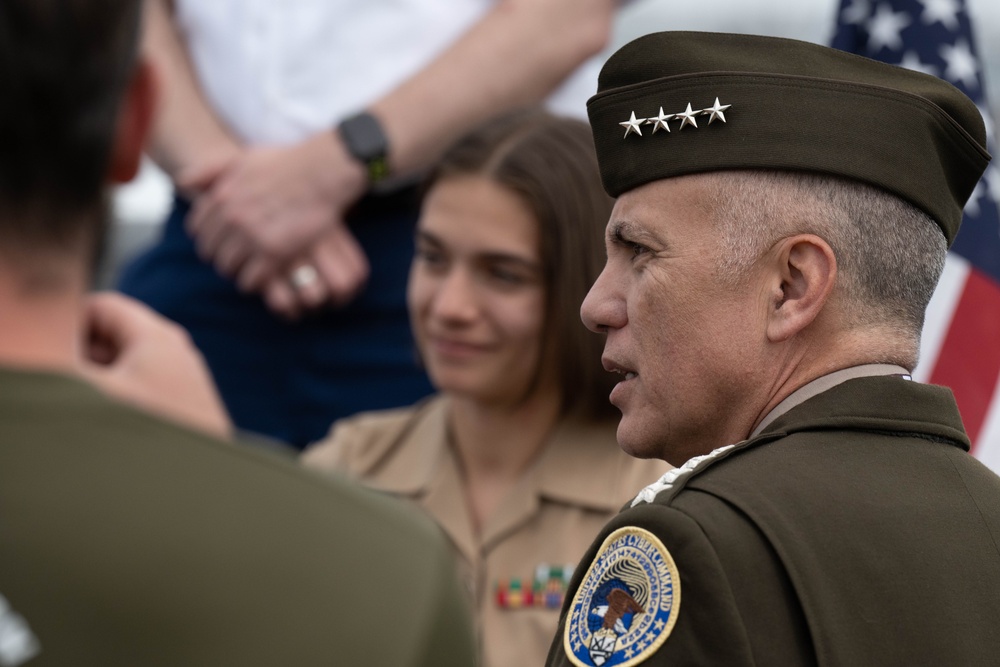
[547,376,1000,667]
[0,368,475,667]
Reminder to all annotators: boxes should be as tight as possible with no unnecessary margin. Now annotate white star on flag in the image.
[965,180,985,218]
[842,0,872,24]
[866,3,912,52]
[984,166,1000,206]
[940,39,979,89]
[899,50,938,76]
[978,104,995,143]
[918,0,960,30]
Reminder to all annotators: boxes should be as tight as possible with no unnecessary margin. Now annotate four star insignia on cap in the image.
[646,107,673,134]
[619,98,731,138]
[701,97,731,124]
[619,111,647,138]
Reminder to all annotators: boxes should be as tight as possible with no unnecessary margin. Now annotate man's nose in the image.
[581,264,626,333]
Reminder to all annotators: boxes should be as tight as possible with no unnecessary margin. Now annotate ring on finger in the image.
[290,264,319,289]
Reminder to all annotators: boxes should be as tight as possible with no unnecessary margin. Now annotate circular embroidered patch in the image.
[563,527,680,667]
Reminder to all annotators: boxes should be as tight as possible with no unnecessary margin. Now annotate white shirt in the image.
[175,0,602,145]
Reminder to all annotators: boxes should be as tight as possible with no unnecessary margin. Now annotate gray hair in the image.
[705,170,946,342]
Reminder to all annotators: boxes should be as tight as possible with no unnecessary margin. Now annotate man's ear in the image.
[108,58,157,184]
[765,234,837,343]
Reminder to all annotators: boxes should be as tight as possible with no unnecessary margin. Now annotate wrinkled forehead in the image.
[606,174,726,239]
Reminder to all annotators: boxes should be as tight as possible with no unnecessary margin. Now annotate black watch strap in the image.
[337,112,390,185]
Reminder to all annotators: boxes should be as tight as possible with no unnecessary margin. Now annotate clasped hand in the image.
[179,132,370,319]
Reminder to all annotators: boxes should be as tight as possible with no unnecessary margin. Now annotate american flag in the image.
[832,0,1000,468]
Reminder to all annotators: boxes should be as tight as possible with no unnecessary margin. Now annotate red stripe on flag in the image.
[929,269,1000,447]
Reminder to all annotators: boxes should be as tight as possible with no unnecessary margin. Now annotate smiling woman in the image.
[409,175,549,406]
[302,109,667,667]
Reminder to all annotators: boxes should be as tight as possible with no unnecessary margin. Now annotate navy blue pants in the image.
[118,189,433,448]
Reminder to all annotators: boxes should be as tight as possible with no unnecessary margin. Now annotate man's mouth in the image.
[604,359,637,381]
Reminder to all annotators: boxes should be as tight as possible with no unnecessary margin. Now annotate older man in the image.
[547,32,1000,667]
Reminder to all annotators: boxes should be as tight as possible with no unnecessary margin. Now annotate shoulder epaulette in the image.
[630,432,785,507]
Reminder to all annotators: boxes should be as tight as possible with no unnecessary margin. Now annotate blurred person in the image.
[543,32,1000,666]
[118,0,623,447]
[0,2,475,665]
[303,110,668,667]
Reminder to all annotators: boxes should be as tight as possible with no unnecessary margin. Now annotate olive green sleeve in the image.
[413,545,478,667]
[546,502,758,666]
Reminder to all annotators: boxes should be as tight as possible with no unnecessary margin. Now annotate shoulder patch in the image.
[563,527,680,667]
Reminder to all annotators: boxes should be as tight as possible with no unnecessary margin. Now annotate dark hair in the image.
[0,0,142,256]
[426,109,617,421]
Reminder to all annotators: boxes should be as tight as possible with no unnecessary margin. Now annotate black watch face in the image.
[342,113,388,166]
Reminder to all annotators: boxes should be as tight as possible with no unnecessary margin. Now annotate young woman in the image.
[302,110,666,667]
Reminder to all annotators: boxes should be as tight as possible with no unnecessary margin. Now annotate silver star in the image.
[646,107,673,134]
[701,98,731,124]
[675,103,698,130]
[619,111,646,138]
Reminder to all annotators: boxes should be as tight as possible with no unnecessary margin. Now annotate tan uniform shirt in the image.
[303,396,668,667]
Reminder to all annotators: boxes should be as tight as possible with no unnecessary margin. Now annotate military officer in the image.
[546,31,1000,667]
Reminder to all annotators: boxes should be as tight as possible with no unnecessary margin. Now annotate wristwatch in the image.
[337,111,390,185]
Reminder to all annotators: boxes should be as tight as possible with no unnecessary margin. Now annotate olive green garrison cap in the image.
[587,31,992,245]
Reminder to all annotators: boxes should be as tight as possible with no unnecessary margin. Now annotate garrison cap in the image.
[587,31,991,245]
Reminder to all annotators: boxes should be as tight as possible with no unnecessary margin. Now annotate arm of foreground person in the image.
[79,292,233,440]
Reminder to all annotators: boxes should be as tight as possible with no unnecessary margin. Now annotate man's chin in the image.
[615,420,661,461]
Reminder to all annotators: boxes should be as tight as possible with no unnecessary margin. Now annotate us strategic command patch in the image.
[563,527,680,667]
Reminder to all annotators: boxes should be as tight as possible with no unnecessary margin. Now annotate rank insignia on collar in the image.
[563,528,680,667]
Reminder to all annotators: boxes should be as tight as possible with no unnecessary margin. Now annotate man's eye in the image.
[630,242,648,258]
